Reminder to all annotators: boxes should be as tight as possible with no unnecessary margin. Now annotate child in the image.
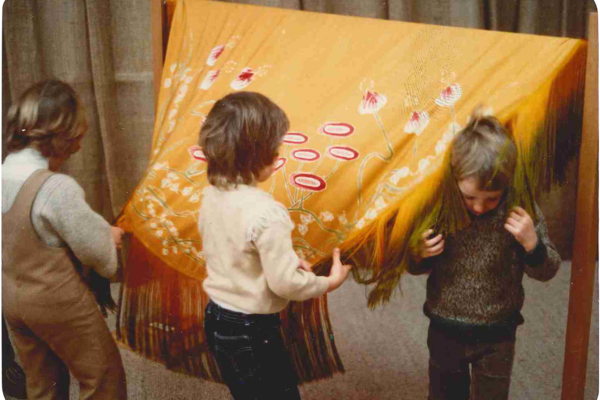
[410,111,561,400]
[2,79,127,399]
[198,91,352,400]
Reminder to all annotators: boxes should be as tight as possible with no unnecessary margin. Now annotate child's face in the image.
[458,177,504,216]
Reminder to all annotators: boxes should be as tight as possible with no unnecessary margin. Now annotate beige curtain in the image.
[2,0,595,254]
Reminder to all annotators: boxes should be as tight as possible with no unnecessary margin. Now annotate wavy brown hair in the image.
[199,91,289,188]
[5,79,88,159]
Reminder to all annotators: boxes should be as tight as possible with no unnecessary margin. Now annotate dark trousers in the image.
[204,301,301,400]
[3,315,15,364]
[427,323,516,400]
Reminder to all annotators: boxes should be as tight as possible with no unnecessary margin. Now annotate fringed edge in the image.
[316,40,587,309]
[116,233,345,383]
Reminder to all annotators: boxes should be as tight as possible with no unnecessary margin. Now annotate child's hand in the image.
[420,229,444,258]
[298,259,313,272]
[504,206,538,252]
[111,226,125,249]
[326,248,352,293]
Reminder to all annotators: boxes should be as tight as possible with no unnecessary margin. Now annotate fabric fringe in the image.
[316,41,587,309]
[116,234,344,383]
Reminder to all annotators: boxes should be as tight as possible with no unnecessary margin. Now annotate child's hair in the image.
[199,91,289,188]
[450,109,517,191]
[5,79,88,159]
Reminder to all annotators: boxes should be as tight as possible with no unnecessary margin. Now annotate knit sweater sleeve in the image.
[523,204,561,282]
[251,204,329,301]
[33,174,118,278]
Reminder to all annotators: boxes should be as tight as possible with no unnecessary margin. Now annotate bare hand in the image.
[327,248,352,293]
[420,229,444,258]
[504,206,538,252]
[298,259,313,272]
[111,226,125,249]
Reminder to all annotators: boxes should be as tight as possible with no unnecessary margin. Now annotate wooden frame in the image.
[149,2,598,398]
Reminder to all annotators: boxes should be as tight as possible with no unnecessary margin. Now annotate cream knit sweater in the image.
[199,184,329,314]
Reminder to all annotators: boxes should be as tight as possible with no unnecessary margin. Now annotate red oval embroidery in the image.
[319,122,355,137]
[290,173,327,191]
[327,146,359,161]
[291,149,321,162]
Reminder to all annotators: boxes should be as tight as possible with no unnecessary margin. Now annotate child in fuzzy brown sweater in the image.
[409,111,561,400]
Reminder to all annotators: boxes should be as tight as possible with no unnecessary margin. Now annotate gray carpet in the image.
[6,261,598,399]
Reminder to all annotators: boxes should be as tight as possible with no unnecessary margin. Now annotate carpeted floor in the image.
[5,261,598,399]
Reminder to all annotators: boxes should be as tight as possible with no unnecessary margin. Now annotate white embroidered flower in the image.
[375,196,387,210]
[320,211,334,222]
[164,78,172,88]
[167,120,176,133]
[356,219,365,229]
[156,230,163,237]
[338,214,348,225]
[153,162,168,170]
[418,158,431,173]
[161,178,171,189]
[168,109,177,120]
[182,186,193,196]
[365,208,378,220]
[435,141,446,155]
[162,248,169,255]
[298,224,308,236]
[172,246,178,255]
[170,63,177,73]
[149,208,156,217]
[189,193,200,203]
[150,222,157,229]
[390,167,410,185]
[167,172,179,181]
[300,214,314,225]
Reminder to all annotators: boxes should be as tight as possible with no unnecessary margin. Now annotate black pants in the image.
[2,315,15,364]
[427,323,517,400]
[204,301,301,400]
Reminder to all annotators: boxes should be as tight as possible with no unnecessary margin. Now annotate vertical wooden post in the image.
[561,12,598,400]
[150,0,165,113]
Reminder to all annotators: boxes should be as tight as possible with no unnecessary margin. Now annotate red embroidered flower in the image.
[359,90,387,114]
[291,149,321,162]
[318,122,355,137]
[206,45,225,66]
[273,157,287,172]
[200,70,220,90]
[435,83,462,107]
[404,111,430,136]
[188,145,207,162]
[230,67,255,90]
[283,132,308,145]
[326,146,359,161]
[290,173,327,192]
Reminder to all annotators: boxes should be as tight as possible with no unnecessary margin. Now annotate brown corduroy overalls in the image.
[2,169,127,400]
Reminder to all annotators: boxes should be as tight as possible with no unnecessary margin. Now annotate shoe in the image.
[3,361,27,399]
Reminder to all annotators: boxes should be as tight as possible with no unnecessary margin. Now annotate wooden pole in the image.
[561,12,599,400]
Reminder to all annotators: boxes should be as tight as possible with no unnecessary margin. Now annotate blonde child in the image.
[410,111,561,400]
[2,79,127,400]
[198,91,351,400]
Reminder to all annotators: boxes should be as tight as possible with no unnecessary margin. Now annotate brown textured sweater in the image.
[408,198,561,328]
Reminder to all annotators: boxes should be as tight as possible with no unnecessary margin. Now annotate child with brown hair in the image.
[198,91,352,400]
[2,79,127,399]
[410,110,561,400]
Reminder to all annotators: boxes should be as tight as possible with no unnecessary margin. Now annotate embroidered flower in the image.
[300,214,314,225]
[182,186,193,196]
[298,224,308,236]
[320,211,334,222]
[404,111,430,136]
[435,83,462,107]
[206,45,225,66]
[200,69,220,90]
[231,67,255,90]
[390,167,410,185]
[359,90,387,114]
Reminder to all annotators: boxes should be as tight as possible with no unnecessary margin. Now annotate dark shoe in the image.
[3,361,27,399]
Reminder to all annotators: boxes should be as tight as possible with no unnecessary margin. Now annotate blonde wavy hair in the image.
[6,79,88,159]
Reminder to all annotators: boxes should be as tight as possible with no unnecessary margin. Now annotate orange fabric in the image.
[118,0,585,280]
